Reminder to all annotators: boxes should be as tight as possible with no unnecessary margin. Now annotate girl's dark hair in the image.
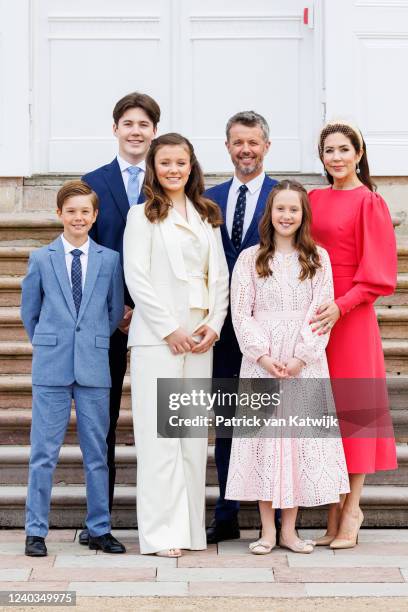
[143,133,222,227]
[256,180,321,281]
[318,123,376,192]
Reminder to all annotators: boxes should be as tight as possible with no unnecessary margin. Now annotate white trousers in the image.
[130,309,211,554]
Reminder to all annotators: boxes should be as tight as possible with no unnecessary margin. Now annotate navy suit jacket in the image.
[83,158,144,307]
[204,174,278,377]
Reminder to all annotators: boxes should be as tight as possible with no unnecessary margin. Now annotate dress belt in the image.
[188,272,208,279]
[254,309,308,321]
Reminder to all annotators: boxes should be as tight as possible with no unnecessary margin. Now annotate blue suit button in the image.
[76,327,80,331]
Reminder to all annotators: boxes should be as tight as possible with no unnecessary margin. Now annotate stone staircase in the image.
[0,206,407,529]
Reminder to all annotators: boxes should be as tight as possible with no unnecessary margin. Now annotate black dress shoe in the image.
[25,536,47,557]
[78,528,89,546]
[88,533,126,554]
[206,518,240,544]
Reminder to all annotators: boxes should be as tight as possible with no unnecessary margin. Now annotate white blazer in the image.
[124,199,229,347]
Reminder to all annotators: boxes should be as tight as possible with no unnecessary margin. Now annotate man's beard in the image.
[234,157,261,176]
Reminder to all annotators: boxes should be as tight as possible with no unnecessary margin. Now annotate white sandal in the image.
[155,548,182,558]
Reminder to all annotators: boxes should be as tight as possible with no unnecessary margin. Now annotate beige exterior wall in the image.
[1,175,406,237]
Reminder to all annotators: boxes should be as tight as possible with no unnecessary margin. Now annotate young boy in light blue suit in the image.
[21,180,126,557]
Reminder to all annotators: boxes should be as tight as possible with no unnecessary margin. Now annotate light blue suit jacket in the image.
[21,236,124,388]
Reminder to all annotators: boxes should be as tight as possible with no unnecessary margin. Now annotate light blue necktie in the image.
[71,249,82,316]
[127,166,142,206]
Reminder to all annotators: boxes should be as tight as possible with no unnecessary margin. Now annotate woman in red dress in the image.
[309,120,397,548]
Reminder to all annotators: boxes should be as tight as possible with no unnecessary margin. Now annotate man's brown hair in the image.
[57,180,99,211]
[113,92,161,127]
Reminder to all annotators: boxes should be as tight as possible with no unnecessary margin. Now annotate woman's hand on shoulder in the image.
[309,300,340,334]
[164,327,196,355]
[191,325,218,354]
[258,355,288,378]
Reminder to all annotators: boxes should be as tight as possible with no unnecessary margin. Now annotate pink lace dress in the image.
[225,245,350,508]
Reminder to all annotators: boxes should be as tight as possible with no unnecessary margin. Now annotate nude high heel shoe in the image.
[330,509,364,550]
[314,533,336,546]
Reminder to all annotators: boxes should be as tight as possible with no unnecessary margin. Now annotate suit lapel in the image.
[77,239,102,324]
[159,213,188,281]
[49,238,77,321]
[103,158,130,223]
[241,175,270,250]
[214,179,234,251]
[188,200,218,287]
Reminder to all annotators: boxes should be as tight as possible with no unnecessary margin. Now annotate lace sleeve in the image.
[231,248,270,363]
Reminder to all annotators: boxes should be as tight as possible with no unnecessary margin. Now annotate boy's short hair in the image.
[57,180,99,211]
[113,92,161,128]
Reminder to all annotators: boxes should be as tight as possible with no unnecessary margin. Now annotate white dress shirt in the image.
[226,172,265,239]
[117,154,146,195]
[60,234,89,290]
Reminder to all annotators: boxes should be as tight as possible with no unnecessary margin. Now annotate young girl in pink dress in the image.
[225,180,349,554]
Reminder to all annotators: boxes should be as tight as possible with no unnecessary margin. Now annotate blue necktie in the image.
[71,249,82,315]
[127,166,142,206]
[231,184,248,250]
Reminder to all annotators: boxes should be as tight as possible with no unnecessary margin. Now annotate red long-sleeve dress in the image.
[310,185,398,473]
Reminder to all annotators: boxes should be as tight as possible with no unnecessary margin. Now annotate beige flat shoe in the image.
[249,538,275,555]
[155,548,182,558]
[279,537,314,554]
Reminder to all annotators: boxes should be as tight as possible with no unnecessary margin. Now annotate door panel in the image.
[32,0,319,174]
[325,0,408,175]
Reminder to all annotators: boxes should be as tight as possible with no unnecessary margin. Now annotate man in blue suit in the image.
[79,93,160,544]
[204,111,278,543]
[21,180,125,557]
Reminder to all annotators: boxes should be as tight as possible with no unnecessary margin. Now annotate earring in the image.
[356,163,361,174]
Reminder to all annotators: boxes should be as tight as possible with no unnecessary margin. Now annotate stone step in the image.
[0,210,403,244]
[0,342,32,374]
[0,246,34,275]
[377,273,408,306]
[0,277,22,307]
[1,337,407,375]
[2,303,408,343]
[0,308,27,340]
[0,215,61,245]
[0,372,406,414]
[1,400,407,446]
[1,483,406,528]
[376,306,408,337]
[382,339,408,375]
[399,242,408,273]
[0,375,132,409]
[0,408,134,446]
[1,443,406,487]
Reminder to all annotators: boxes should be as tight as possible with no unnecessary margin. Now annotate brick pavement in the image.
[0,529,407,600]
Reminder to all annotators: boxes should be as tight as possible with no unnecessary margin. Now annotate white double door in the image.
[30,0,320,174]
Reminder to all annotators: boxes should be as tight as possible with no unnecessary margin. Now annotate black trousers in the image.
[107,328,129,513]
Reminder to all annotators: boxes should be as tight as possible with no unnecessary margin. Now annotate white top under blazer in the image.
[124,198,229,347]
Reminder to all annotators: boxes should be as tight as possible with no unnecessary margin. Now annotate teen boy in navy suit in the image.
[22,181,125,556]
[204,111,278,544]
[79,93,161,544]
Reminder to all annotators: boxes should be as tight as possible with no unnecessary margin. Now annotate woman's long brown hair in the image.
[143,133,222,227]
[256,180,321,280]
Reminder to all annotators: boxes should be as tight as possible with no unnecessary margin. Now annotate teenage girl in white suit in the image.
[124,133,229,557]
